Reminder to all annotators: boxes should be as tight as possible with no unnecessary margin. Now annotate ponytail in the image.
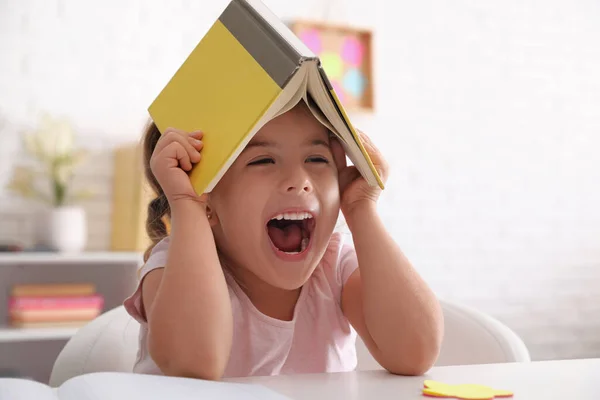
[141,121,171,262]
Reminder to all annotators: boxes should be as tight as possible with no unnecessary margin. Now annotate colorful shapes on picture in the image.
[298,29,322,54]
[293,22,373,110]
[341,37,364,66]
[320,52,344,79]
[343,68,366,98]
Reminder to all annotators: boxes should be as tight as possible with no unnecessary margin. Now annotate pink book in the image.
[10,308,102,322]
[8,295,104,311]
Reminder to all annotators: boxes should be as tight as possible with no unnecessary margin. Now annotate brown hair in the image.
[142,121,171,262]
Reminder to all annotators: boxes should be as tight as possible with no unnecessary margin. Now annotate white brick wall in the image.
[1,0,600,361]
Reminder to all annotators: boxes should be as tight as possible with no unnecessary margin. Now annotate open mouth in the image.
[266,212,316,255]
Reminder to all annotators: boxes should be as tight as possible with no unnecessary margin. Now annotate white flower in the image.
[26,113,75,161]
[9,112,93,207]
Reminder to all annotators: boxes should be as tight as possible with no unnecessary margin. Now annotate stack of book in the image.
[8,283,104,329]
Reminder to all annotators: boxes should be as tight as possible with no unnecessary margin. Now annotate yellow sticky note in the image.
[422,380,513,400]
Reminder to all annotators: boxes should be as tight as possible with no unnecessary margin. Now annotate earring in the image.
[207,213,212,220]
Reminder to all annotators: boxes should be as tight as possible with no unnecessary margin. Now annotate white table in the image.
[231,358,600,399]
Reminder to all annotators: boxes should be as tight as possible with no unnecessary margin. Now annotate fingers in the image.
[359,131,384,164]
[150,128,204,175]
[153,127,184,154]
[150,141,192,174]
[187,134,204,159]
[155,128,203,159]
[339,165,360,194]
[166,141,193,171]
[155,128,202,164]
[356,130,388,180]
[357,129,378,156]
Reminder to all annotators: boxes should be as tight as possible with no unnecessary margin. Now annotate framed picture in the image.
[289,20,375,112]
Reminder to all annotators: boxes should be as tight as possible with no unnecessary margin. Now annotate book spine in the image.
[9,320,90,329]
[236,0,303,61]
[10,308,102,322]
[11,283,96,297]
[8,295,104,310]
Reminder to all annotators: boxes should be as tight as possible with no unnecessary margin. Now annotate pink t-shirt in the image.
[123,232,360,378]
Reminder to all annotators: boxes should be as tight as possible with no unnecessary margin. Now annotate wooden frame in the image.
[289,20,375,112]
[110,143,153,252]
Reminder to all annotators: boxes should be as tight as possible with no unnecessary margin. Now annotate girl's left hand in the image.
[331,130,389,218]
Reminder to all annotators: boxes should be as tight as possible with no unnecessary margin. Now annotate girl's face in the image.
[209,102,341,290]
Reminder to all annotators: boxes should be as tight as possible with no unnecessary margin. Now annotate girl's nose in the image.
[284,170,313,194]
[286,181,312,193]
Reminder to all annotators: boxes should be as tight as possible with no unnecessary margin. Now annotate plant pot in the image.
[36,206,87,252]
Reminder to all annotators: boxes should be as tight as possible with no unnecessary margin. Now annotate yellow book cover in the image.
[11,283,96,297]
[148,0,383,195]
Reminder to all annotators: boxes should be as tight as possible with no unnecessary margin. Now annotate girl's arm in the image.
[142,199,233,380]
[341,203,443,375]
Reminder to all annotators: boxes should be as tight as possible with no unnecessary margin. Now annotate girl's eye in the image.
[306,156,329,164]
[248,157,275,166]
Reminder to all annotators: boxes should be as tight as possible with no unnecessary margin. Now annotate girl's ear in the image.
[330,136,347,172]
[205,203,220,227]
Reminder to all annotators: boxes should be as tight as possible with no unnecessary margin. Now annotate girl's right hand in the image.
[150,128,204,204]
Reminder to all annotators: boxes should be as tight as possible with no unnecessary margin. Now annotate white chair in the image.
[50,306,141,387]
[356,300,531,370]
[49,300,530,386]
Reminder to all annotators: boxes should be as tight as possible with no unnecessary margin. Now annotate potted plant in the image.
[6,114,93,252]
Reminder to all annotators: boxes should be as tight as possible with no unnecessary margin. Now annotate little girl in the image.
[123,100,443,380]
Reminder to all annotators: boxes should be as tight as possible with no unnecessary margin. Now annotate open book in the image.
[0,371,291,400]
[148,0,384,195]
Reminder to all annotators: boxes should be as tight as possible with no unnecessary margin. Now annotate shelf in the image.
[0,252,143,266]
[0,326,79,343]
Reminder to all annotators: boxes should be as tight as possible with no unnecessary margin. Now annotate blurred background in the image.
[1,0,600,383]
